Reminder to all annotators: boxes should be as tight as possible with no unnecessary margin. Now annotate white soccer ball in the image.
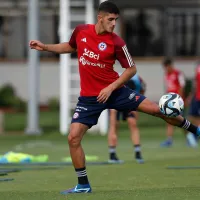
[159,93,184,117]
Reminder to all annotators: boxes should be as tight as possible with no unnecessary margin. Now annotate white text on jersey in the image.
[79,56,105,68]
[83,48,100,60]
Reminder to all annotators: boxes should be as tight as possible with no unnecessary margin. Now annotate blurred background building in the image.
[0,0,200,133]
[0,0,200,59]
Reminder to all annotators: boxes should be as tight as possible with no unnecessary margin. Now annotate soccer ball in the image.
[159,93,184,117]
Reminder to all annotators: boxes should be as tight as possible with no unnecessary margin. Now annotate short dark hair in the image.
[163,58,173,66]
[98,1,120,15]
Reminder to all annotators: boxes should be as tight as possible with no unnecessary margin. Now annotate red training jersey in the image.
[195,65,200,100]
[68,24,135,96]
[164,68,185,95]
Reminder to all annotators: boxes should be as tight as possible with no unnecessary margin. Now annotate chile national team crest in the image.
[98,42,107,51]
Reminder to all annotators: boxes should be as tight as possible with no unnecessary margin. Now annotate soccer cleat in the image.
[160,139,173,147]
[60,183,92,195]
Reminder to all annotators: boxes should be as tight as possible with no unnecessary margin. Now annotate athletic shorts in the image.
[71,86,146,128]
[189,97,200,117]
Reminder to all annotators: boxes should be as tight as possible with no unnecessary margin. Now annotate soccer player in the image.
[160,58,197,147]
[29,1,200,194]
[108,74,146,164]
[186,63,200,146]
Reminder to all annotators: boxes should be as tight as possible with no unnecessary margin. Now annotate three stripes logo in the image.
[135,96,140,102]
[81,38,87,42]
[122,45,134,67]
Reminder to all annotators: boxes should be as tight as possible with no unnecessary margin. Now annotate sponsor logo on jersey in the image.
[79,56,105,68]
[83,48,99,60]
[98,42,107,51]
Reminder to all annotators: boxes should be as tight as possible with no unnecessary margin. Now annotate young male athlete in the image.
[186,63,200,146]
[29,1,200,194]
[108,74,146,164]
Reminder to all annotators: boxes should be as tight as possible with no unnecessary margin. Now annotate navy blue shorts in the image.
[71,86,146,128]
[116,111,135,121]
[189,97,200,117]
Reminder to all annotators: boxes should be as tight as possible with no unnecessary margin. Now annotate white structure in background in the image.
[59,0,71,135]
[26,0,41,135]
[59,0,108,135]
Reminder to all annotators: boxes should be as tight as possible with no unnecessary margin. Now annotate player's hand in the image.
[29,40,46,51]
[97,86,113,103]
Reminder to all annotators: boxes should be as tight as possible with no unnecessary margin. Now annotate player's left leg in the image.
[127,111,144,164]
[137,98,200,138]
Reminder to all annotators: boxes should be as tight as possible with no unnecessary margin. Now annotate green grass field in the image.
[0,111,200,200]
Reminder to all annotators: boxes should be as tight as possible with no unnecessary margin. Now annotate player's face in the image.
[100,13,119,33]
[163,65,171,73]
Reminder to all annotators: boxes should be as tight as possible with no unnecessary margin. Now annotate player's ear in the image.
[97,14,102,22]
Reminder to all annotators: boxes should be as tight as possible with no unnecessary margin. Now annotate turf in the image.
[0,111,200,199]
[0,127,200,199]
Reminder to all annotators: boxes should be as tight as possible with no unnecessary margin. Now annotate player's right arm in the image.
[29,40,76,54]
[29,25,84,54]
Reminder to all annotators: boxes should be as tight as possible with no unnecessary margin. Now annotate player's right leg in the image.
[61,96,106,195]
[137,98,200,138]
[61,123,92,194]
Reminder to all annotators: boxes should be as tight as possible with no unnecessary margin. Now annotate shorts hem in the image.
[71,121,94,129]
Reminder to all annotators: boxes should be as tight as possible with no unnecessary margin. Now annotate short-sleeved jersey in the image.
[164,69,185,95]
[68,24,135,96]
[195,65,200,100]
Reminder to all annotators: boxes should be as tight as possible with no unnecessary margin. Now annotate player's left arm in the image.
[97,37,136,103]
[110,66,137,91]
[109,36,137,91]
[97,66,136,103]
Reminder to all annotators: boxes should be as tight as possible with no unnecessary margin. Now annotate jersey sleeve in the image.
[68,28,78,49]
[68,24,87,49]
[113,35,135,68]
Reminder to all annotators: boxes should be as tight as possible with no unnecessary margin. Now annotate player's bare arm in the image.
[111,66,137,91]
[97,66,136,103]
[29,40,76,54]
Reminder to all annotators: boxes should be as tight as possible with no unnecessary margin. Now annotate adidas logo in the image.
[135,96,140,101]
[81,38,87,42]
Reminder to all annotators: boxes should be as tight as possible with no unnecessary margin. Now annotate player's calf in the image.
[138,98,200,138]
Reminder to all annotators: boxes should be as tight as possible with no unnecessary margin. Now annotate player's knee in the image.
[68,132,81,148]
